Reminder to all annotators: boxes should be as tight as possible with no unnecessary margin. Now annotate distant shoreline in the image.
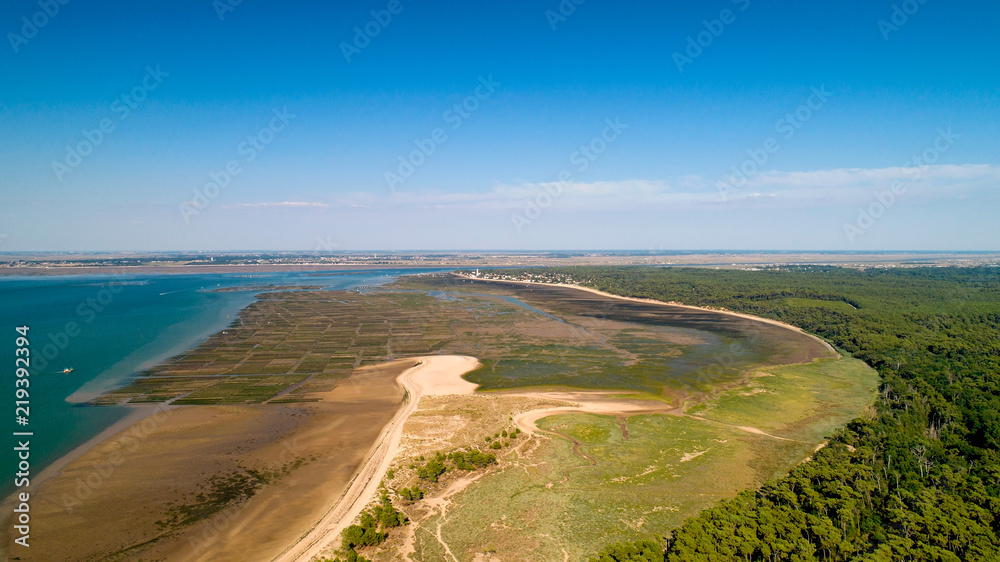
[457,274,840,356]
[0,264,444,276]
[2,250,997,277]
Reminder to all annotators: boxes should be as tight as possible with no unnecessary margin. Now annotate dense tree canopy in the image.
[487,266,999,561]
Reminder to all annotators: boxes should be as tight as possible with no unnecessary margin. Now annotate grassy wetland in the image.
[16,272,877,561]
[357,279,874,559]
[302,274,872,561]
[385,354,875,561]
[96,273,832,407]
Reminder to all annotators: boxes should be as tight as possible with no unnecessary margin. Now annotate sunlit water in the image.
[0,268,443,497]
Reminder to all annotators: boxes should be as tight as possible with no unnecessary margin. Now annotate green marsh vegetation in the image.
[395,274,833,396]
[407,355,875,560]
[91,271,886,559]
[155,463,290,532]
[483,265,1000,561]
[97,274,829,405]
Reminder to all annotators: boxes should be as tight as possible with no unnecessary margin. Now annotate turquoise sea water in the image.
[0,268,440,498]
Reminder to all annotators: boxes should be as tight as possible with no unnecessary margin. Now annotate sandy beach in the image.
[0,360,410,561]
[0,403,169,514]
[276,355,481,562]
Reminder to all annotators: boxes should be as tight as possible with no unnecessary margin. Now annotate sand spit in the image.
[276,355,480,562]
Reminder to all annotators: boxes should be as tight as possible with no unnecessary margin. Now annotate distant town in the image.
[1,250,998,276]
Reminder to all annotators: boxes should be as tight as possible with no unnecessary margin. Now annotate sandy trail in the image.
[507,389,678,437]
[509,391,796,443]
[274,355,480,562]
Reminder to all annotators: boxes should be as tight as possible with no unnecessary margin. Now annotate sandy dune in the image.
[275,355,480,562]
[405,355,480,397]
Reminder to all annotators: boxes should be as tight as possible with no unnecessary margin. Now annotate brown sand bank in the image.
[278,355,481,562]
[0,359,408,561]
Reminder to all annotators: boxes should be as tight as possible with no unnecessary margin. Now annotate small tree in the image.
[417,458,446,482]
[342,525,366,550]
[399,486,424,502]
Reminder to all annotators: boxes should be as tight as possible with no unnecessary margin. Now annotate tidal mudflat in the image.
[2,273,873,560]
[1,360,407,560]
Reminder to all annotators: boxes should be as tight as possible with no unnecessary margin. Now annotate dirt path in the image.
[683,414,800,442]
[510,391,678,438]
[274,355,480,562]
[274,347,796,560]
[510,393,798,448]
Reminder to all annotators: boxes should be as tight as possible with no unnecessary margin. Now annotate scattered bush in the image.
[447,450,497,470]
[398,486,425,502]
[417,458,446,482]
[339,491,405,557]
[590,539,664,562]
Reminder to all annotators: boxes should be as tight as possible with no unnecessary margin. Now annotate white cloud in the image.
[229,201,329,208]
[326,164,999,213]
[728,164,1000,204]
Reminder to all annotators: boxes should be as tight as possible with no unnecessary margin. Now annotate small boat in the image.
[62,368,74,374]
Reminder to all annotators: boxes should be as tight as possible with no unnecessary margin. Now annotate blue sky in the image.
[1,0,998,251]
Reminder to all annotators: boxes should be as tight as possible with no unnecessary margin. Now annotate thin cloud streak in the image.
[333,164,999,212]
[227,201,330,208]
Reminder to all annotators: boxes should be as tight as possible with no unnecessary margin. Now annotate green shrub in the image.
[417,458,446,482]
[398,486,425,502]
